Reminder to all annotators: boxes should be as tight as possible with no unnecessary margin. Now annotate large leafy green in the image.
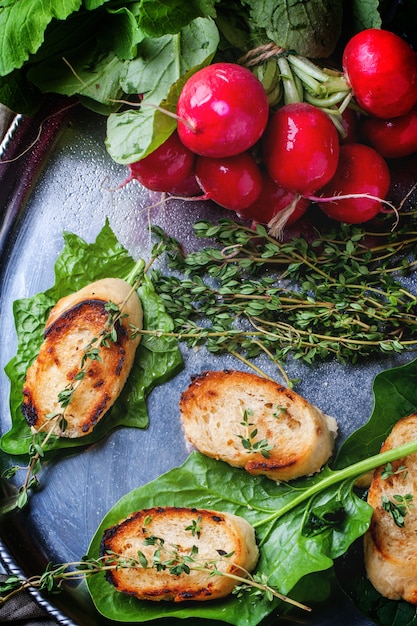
[0,3,217,76]
[86,453,372,625]
[86,358,417,625]
[242,0,343,58]
[135,0,217,37]
[0,0,82,76]
[25,7,141,115]
[0,221,182,456]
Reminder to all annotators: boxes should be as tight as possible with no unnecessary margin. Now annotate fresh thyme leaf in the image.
[28,442,44,458]
[16,490,28,510]
[85,347,101,362]
[272,405,287,418]
[138,551,148,569]
[236,409,274,458]
[58,416,68,432]
[381,462,408,480]
[143,535,161,547]
[233,572,273,601]
[185,515,202,538]
[381,493,414,527]
[57,388,74,408]
[1,466,19,480]
[110,327,118,343]
[104,301,120,313]
[142,515,152,527]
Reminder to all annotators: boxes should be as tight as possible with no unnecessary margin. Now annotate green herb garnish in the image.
[236,409,273,458]
[381,462,408,480]
[382,493,414,527]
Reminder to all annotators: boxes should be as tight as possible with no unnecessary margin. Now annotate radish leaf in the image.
[242,0,343,58]
[105,16,219,164]
[0,0,82,76]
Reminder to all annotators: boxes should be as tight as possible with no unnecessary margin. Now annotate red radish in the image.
[176,62,269,158]
[360,104,417,158]
[125,131,195,192]
[315,143,391,224]
[263,102,340,195]
[237,171,309,227]
[168,173,202,197]
[342,28,417,119]
[340,107,359,144]
[195,152,262,211]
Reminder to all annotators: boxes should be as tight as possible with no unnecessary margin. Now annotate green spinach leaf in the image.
[86,453,371,625]
[334,358,417,469]
[1,221,182,456]
[86,357,417,625]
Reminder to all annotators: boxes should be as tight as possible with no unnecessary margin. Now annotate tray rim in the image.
[0,104,79,626]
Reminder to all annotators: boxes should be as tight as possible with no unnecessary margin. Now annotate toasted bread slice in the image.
[22,278,142,438]
[179,370,337,482]
[364,413,417,604]
[100,506,259,602]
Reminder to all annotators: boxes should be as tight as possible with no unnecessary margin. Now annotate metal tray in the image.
[0,100,415,626]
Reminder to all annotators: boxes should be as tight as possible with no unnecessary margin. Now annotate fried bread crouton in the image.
[22,277,142,437]
[100,506,259,602]
[179,370,337,482]
[364,413,417,604]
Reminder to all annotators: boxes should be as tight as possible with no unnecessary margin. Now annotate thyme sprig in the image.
[381,493,414,527]
[236,409,273,458]
[0,538,310,613]
[147,217,417,385]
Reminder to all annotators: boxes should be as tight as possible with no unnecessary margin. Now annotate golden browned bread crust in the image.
[22,278,142,438]
[364,412,417,604]
[179,370,337,482]
[100,506,259,602]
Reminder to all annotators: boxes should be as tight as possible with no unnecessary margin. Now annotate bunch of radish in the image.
[125,28,417,236]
